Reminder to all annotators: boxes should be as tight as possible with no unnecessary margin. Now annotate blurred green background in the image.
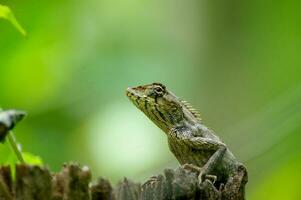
[1,0,301,199]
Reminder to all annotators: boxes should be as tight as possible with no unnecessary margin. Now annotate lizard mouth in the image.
[126,87,162,107]
[126,87,153,109]
[126,87,146,99]
[125,87,138,100]
[126,87,143,104]
[126,87,135,97]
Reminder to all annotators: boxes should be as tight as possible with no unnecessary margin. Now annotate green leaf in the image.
[22,152,43,166]
[0,4,26,36]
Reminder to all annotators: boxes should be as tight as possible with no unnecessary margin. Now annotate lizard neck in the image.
[174,114,218,139]
[146,102,201,135]
[163,114,201,135]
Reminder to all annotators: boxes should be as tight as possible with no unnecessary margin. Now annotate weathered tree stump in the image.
[0,163,247,200]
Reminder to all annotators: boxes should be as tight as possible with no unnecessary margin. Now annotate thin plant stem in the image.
[7,131,25,164]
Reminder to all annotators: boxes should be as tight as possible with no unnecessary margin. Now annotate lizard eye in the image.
[154,86,164,94]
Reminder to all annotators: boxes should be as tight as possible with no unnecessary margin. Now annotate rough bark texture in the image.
[0,163,247,200]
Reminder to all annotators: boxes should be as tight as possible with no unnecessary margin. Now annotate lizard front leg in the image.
[170,127,227,184]
[198,145,227,184]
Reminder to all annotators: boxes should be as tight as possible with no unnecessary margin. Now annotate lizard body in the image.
[126,83,247,192]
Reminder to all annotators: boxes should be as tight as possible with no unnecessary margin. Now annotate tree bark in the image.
[0,163,247,200]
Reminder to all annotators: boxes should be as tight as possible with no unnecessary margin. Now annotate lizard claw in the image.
[142,175,158,187]
[182,164,217,185]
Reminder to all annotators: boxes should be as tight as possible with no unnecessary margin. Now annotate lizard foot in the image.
[142,175,158,187]
[182,164,217,185]
[198,173,217,185]
[182,163,202,174]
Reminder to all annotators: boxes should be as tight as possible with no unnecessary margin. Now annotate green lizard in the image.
[126,83,247,196]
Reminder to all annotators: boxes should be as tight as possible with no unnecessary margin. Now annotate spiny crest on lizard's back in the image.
[179,99,202,121]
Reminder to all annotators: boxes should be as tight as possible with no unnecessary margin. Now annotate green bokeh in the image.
[1,0,300,199]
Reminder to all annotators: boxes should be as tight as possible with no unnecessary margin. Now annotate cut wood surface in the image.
[0,163,247,200]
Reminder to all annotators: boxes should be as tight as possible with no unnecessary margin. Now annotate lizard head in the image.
[126,83,196,132]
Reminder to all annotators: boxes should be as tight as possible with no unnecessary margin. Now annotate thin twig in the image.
[7,131,25,164]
